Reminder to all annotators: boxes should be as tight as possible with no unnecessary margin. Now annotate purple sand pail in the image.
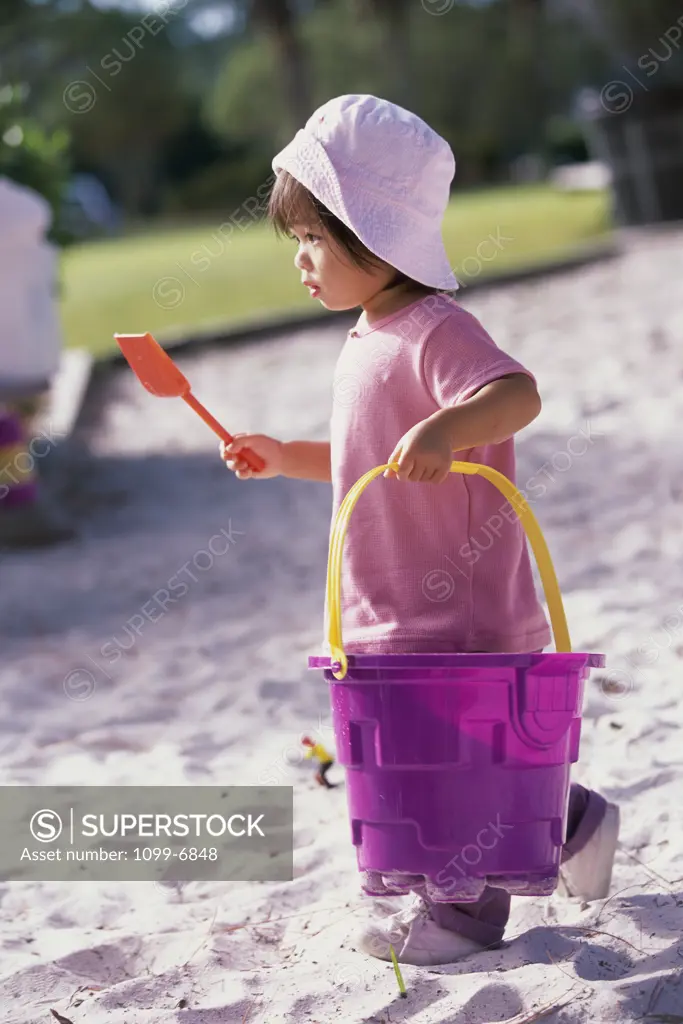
[308,461,605,903]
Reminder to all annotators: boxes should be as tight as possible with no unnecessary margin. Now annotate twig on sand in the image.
[503,989,578,1023]
[242,997,257,1023]
[546,955,595,1004]
[65,984,103,1009]
[578,925,646,957]
[642,972,683,1020]
[182,905,219,967]
[645,975,667,1016]
[546,951,584,988]
[618,848,680,892]
[64,983,102,1007]
[218,902,354,935]
[592,880,649,929]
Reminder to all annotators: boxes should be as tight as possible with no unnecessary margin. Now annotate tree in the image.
[30,4,192,216]
[351,0,413,106]
[505,0,548,154]
[207,0,388,148]
[250,0,313,132]
[185,0,313,136]
[0,0,67,92]
[560,0,683,76]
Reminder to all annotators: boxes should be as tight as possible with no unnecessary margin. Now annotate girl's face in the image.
[290,222,396,311]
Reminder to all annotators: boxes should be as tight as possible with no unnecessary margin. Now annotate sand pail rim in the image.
[309,651,606,673]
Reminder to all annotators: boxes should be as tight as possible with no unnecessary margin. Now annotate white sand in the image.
[2,226,683,1022]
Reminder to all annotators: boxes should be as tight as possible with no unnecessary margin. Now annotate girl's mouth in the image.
[304,281,321,297]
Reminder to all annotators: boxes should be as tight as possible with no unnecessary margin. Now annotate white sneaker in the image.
[356,894,485,966]
[558,801,620,901]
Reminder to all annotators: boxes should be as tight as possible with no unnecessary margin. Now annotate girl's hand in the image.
[384,419,453,484]
[220,433,284,480]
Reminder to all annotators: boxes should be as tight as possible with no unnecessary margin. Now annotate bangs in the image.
[268,171,323,238]
[267,169,382,274]
[267,169,438,292]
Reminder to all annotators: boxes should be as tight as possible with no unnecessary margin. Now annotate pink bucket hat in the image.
[272,94,459,291]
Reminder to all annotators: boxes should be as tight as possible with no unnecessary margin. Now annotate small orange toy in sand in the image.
[114,332,265,473]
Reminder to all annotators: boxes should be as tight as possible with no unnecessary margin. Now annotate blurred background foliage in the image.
[3,0,680,232]
[2,0,681,350]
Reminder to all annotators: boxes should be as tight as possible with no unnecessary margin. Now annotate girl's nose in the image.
[294,247,311,272]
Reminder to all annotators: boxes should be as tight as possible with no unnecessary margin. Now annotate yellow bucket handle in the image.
[326,461,571,680]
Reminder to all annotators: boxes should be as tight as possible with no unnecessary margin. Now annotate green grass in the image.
[60,184,611,358]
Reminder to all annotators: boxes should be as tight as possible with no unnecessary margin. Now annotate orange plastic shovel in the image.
[114,332,265,473]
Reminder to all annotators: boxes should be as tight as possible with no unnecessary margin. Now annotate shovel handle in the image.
[183,394,266,473]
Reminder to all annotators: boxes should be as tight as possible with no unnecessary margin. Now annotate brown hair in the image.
[268,170,437,294]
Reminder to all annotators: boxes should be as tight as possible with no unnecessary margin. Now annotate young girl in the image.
[220,94,620,966]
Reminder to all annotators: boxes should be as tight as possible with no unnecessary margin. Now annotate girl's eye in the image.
[286,230,321,244]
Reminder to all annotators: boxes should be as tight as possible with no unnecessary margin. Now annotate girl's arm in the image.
[282,440,332,482]
[385,374,541,483]
[428,373,541,451]
[221,436,331,482]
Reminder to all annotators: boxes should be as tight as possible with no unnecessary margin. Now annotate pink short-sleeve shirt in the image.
[325,293,551,655]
